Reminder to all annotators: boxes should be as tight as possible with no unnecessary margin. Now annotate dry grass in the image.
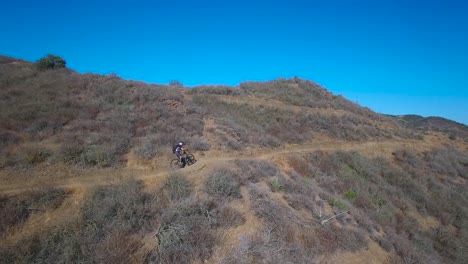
[0,187,67,236]
[1,58,468,263]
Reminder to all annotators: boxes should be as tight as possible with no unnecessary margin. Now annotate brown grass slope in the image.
[391,114,468,140]
[1,55,468,263]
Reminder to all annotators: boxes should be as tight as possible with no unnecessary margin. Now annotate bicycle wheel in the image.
[170,158,181,170]
[186,154,196,165]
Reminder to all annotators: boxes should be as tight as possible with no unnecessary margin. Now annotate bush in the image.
[151,198,219,263]
[270,177,282,192]
[344,189,357,200]
[204,168,241,200]
[82,179,161,233]
[1,179,161,263]
[163,173,192,202]
[0,131,18,150]
[0,188,67,234]
[234,160,278,184]
[12,144,51,168]
[134,136,159,160]
[248,184,299,229]
[217,206,245,228]
[169,80,183,87]
[189,135,210,151]
[316,225,367,253]
[35,54,66,70]
[56,143,84,164]
[80,145,112,167]
[328,198,347,210]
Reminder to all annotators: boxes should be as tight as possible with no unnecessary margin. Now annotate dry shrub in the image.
[162,172,192,202]
[93,231,141,264]
[1,179,163,263]
[219,235,251,264]
[2,177,238,264]
[218,206,245,228]
[189,135,211,151]
[0,188,67,235]
[425,147,468,179]
[204,168,241,201]
[248,184,302,231]
[82,179,162,234]
[151,197,219,264]
[288,157,313,177]
[134,136,159,160]
[1,144,52,169]
[234,159,278,184]
[189,85,244,96]
[0,130,19,150]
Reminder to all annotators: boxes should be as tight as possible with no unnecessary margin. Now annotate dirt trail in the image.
[213,95,348,116]
[0,137,450,195]
[1,134,464,263]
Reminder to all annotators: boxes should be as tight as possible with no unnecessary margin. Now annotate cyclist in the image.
[172,141,186,167]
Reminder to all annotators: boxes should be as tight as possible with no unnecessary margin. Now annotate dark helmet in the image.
[178,142,184,146]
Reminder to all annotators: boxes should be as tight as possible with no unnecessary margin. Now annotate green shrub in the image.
[270,177,282,192]
[35,54,66,70]
[344,189,357,200]
[328,199,347,210]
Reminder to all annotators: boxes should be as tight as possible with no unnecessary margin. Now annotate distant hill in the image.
[391,114,467,139]
[1,55,467,263]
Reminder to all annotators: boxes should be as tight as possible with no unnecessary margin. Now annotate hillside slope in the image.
[1,56,467,263]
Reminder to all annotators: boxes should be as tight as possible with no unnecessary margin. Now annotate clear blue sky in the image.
[1,0,467,124]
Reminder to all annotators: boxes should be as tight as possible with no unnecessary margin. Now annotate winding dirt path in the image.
[0,136,453,195]
[1,133,464,263]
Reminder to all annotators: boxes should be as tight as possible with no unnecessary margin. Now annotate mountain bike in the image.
[170,152,196,170]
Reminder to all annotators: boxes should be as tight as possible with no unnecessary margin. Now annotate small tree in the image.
[169,80,183,87]
[35,54,66,70]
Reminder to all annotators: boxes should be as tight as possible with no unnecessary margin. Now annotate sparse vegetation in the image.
[287,148,468,263]
[234,159,278,184]
[1,56,467,263]
[204,168,241,200]
[163,172,192,202]
[0,188,67,235]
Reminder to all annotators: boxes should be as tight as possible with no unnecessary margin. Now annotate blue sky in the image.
[1,0,467,124]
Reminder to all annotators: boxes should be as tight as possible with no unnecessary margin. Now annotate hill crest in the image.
[1,55,467,263]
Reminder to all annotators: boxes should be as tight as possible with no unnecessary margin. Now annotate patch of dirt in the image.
[207,186,263,264]
[317,238,391,264]
[0,187,85,247]
[407,211,440,232]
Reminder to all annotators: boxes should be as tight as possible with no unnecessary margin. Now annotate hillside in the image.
[1,55,467,263]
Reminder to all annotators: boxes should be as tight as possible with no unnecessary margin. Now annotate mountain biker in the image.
[172,142,186,167]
